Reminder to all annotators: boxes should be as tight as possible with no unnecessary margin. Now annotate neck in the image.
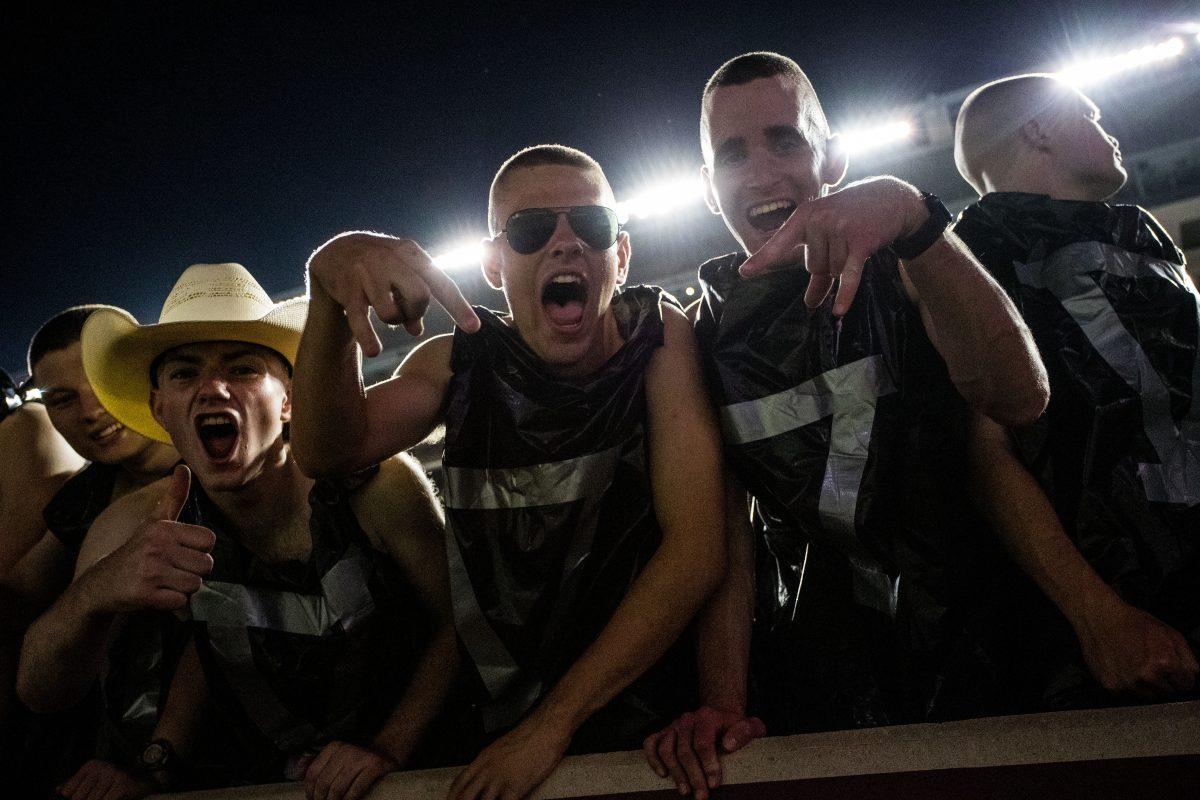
[203,442,314,555]
[547,310,624,380]
[120,442,181,487]
[986,161,1109,203]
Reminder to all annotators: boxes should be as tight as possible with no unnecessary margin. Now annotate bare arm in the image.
[292,231,478,477]
[450,304,727,800]
[737,177,1048,427]
[17,468,213,712]
[301,454,458,800]
[644,475,764,800]
[0,404,84,578]
[968,413,1197,697]
[353,454,458,765]
[901,230,1048,426]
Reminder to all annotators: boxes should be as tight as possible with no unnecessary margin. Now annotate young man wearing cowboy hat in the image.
[19,263,457,800]
[292,145,726,800]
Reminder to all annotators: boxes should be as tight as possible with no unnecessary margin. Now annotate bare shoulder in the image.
[393,333,455,379]
[0,404,83,475]
[648,301,703,380]
[350,452,444,555]
[75,476,170,577]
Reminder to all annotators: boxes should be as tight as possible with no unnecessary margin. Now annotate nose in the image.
[745,153,781,193]
[196,369,232,402]
[546,212,584,259]
[78,385,107,423]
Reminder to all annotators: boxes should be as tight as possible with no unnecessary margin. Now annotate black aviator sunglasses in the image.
[495,205,621,255]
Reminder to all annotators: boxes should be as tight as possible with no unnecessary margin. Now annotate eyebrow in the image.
[160,349,266,368]
[713,136,746,161]
[765,124,805,141]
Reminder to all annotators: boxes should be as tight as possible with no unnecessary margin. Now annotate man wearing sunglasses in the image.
[642,52,1051,798]
[293,145,726,800]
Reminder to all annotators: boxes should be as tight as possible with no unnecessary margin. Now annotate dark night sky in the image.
[4,0,1197,374]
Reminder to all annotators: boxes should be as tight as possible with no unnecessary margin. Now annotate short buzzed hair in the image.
[488,145,608,234]
[700,51,830,161]
[955,73,1082,194]
[28,304,118,381]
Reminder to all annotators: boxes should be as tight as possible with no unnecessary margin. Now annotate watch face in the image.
[141,742,166,767]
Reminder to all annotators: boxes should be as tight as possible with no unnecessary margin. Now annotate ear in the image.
[701,163,723,216]
[149,388,166,429]
[614,231,631,286]
[481,236,503,290]
[821,135,849,191]
[279,377,293,423]
[1019,118,1051,152]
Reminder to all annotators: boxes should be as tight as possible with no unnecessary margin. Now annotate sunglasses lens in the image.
[506,210,559,255]
[503,206,619,254]
[568,206,619,250]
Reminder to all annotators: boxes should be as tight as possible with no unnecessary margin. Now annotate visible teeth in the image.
[95,423,121,439]
[749,200,795,217]
[197,414,234,428]
[550,274,582,284]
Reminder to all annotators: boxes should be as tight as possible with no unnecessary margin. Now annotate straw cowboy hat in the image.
[81,263,308,444]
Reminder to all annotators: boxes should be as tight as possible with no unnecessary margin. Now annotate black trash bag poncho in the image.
[184,466,430,782]
[955,192,1200,704]
[695,251,1017,729]
[442,285,693,752]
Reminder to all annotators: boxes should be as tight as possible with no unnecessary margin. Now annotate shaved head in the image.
[701,51,830,163]
[955,73,1085,194]
[488,144,612,234]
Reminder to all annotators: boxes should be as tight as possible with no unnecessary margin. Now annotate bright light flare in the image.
[615,175,707,222]
[431,239,485,271]
[1056,36,1185,87]
[836,120,914,157]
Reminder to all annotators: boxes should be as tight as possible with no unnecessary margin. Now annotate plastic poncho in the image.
[442,285,693,752]
[695,251,1015,729]
[184,466,429,781]
[955,192,1200,705]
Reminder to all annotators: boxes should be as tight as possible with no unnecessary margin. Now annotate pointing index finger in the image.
[739,203,808,277]
[408,246,482,333]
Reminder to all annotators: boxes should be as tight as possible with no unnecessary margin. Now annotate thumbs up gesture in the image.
[94,465,217,613]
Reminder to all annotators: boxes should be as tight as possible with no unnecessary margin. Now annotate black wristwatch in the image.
[138,738,178,774]
[891,191,952,261]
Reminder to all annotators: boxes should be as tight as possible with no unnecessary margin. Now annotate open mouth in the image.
[90,421,124,444]
[195,412,240,461]
[541,273,589,329]
[747,199,797,233]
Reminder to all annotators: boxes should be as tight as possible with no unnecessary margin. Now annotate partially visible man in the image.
[5,306,179,609]
[2,312,178,798]
[953,73,1199,708]
[293,145,725,800]
[0,368,82,730]
[20,263,456,800]
[645,52,1048,799]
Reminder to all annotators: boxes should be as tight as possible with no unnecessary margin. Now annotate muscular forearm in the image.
[968,415,1115,624]
[16,571,114,712]
[696,488,756,712]
[905,232,1048,426]
[533,539,723,734]
[291,284,372,476]
[371,625,459,765]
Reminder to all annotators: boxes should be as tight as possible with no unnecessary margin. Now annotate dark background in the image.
[5,0,1198,375]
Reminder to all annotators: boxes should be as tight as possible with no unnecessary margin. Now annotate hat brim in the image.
[81,299,307,444]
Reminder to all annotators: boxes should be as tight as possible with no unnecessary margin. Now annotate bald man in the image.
[954,74,1200,708]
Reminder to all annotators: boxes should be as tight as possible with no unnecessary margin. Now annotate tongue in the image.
[201,431,237,460]
[545,300,584,327]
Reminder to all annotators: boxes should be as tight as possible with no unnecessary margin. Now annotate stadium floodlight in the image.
[431,238,485,271]
[1056,36,1186,87]
[835,120,914,157]
[615,175,707,223]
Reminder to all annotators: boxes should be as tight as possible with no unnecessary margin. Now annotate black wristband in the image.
[891,191,952,261]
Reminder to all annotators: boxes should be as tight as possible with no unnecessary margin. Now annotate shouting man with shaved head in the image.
[293,144,726,800]
[643,52,1050,798]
